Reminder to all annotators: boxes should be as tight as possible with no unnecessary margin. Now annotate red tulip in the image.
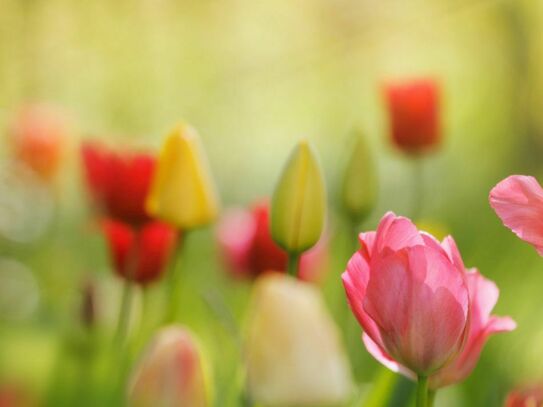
[216,201,328,282]
[102,220,178,285]
[490,175,543,256]
[505,385,543,407]
[81,142,155,225]
[384,78,441,154]
[10,105,69,181]
[342,212,515,387]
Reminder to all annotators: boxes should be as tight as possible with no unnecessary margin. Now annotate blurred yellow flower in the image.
[245,273,352,406]
[128,325,212,407]
[271,140,326,254]
[146,124,219,230]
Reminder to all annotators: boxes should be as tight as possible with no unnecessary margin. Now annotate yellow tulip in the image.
[341,131,377,223]
[128,325,212,407]
[245,273,352,406]
[146,124,219,229]
[271,140,326,254]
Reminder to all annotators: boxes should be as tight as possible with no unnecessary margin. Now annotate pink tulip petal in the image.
[490,175,543,255]
[362,333,416,380]
[429,270,516,389]
[364,245,469,374]
[440,236,466,272]
[342,251,385,349]
[358,231,376,257]
[374,212,424,255]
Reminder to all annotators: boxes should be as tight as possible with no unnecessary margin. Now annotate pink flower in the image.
[384,78,441,154]
[216,200,328,283]
[489,175,543,255]
[342,212,515,388]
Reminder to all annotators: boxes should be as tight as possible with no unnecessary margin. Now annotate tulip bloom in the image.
[81,142,155,225]
[216,201,328,282]
[146,124,219,230]
[245,273,352,406]
[384,79,441,154]
[489,175,543,255]
[505,385,543,407]
[342,212,515,389]
[9,105,69,181]
[128,326,211,407]
[102,220,177,285]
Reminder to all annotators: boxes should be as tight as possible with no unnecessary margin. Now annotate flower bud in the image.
[271,141,326,254]
[341,131,377,223]
[146,124,219,230]
[128,325,212,407]
[245,273,352,406]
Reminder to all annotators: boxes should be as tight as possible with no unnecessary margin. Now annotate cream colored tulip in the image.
[245,273,352,406]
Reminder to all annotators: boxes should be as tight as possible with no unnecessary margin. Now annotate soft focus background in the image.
[1,0,543,405]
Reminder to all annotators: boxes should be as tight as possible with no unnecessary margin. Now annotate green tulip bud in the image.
[341,131,377,223]
[271,140,326,254]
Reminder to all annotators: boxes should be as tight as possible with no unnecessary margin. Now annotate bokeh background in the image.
[1,0,543,405]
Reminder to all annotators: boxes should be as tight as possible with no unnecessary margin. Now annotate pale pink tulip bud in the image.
[128,326,212,407]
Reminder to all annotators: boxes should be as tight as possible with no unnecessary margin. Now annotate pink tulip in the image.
[342,212,515,388]
[489,175,543,255]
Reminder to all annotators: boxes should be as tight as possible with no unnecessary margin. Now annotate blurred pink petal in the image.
[490,175,543,255]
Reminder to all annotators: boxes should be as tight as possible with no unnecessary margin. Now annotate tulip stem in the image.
[287,252,300,277]
[416,375,428,407]
[428,390,436,407]
[165,234,187,322]
[411,157,424,221]
[114,280,134,347]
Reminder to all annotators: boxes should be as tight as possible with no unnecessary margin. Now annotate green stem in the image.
[164,234,187,322]
[428,389,436,407]
[411,157,424,221]
[287,252,300,277]
[114,280,134,347]
[416,375,428,407]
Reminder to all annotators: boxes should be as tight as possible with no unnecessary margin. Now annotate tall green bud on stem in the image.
[341,131,377,227]
[271,140,326,277]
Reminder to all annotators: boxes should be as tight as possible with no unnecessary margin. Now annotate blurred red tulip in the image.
[216,201,328,282]
[81,142,155,225]
[384,78,441,154]
[505,385,543,407]
[0,384,32,407]
[9,105,69,181]
[102,220,178,286]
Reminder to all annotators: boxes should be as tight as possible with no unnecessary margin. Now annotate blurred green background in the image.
[2,0,543,405]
